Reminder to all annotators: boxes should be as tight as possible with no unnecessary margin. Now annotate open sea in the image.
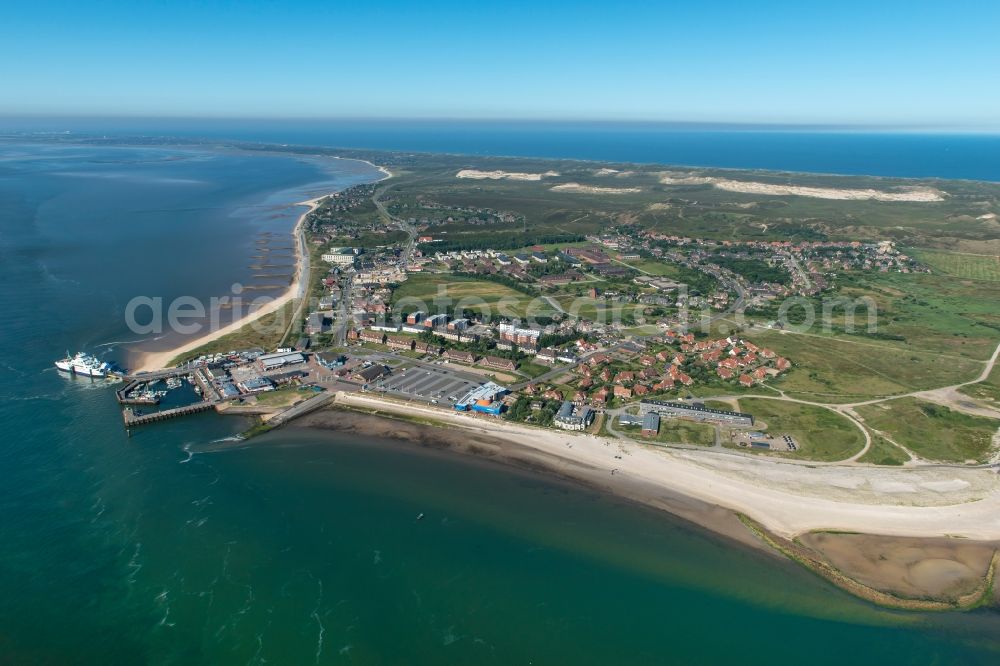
[2,134,1000,664]
[4,118,1000,181]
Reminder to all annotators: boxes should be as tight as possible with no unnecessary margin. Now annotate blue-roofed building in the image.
[455,382,508,411]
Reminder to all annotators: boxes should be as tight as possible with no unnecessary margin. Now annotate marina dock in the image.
[120,367,222,429]
[117,368,193,404]
[123,401,220,427]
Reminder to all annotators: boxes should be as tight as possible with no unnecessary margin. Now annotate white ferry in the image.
[54,352,111,378]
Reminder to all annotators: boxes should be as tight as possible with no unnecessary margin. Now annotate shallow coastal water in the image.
[2,141,1000,663]
[0,141,379,361]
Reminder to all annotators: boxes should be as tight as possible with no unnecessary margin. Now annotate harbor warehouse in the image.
[639,399,753,426]
[257,351,306,371]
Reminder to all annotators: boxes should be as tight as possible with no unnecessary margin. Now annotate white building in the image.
[554,400,593,430]
[322,248,358,266]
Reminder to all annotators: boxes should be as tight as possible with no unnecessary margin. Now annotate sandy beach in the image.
[130,193,321,373]
[131,163,393,373]
[330,393,1000,542]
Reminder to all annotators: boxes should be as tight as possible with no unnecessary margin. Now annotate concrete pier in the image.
[123,401,219,427]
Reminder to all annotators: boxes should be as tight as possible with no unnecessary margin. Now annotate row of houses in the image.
[638,400,754,426]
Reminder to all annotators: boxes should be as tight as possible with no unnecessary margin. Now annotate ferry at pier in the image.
[54,352,112,378]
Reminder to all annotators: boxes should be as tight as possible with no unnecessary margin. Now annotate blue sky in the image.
[2,0,998,127]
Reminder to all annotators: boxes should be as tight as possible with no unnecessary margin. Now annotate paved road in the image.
[267,391,336,427]
[373,183,417,270]
[331,276,353,347]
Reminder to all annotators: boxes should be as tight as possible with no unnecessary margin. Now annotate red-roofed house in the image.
[653,378,675,391]
[614,371,635,384]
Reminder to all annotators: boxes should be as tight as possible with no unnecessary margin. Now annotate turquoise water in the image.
[2,141,1000,663]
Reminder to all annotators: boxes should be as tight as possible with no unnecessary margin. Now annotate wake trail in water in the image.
[311,579,326,664]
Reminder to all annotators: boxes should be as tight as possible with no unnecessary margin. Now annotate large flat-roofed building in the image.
[639,399,753,426]
[321,248,357,266]
[423,313,449,328]
[257,351,306,371]
[554,400,593,431]
[454,382,508,411]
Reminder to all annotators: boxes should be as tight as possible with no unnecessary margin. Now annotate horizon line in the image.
[2,113,1000,134]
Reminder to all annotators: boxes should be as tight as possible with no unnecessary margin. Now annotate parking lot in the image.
[374,365,484,405]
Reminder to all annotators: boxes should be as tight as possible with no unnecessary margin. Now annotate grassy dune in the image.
[654,420,716,446]
[733,398,866,462]
[959,364,1000,407]
[856,398,1000,463]
[757,331,983,401]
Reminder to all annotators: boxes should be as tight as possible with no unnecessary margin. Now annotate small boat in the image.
[416,513,425,521]
[55,351,110,378]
